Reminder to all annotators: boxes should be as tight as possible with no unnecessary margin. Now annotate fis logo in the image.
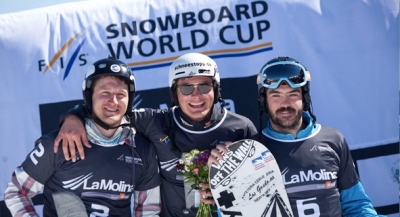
[159,136,170,145]
[117,154,133,164]
[117,154,124,161]
[38,29,88,80]
[310,145,318,152]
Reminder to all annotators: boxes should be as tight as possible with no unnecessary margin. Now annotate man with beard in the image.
[209,57,380,216]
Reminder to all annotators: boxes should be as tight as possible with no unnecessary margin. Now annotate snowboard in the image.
[209,139,293,217]
[52,191,87,217]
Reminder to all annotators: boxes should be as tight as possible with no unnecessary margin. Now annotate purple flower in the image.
[197,151,211,166]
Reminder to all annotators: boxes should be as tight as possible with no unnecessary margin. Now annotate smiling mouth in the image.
[277,111,294,116]
[105,108,118,112]
[189,102,204,108]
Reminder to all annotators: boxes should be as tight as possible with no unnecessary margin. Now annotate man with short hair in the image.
[4,57,161,217]
[54,53,258,217]
[208,56,380,216]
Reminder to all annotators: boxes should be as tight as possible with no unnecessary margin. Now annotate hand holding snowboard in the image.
[208,139,293,217]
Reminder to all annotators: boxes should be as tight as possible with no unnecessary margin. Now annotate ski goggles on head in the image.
[258,61,311,89]
[177,83,213,95]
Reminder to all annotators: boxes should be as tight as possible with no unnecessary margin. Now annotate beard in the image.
[269,106,302,130]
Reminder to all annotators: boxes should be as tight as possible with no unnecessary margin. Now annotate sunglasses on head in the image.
[177,83,213,95]
[259,62,310,89]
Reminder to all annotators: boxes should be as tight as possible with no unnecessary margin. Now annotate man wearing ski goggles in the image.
[258,61,311,89]
[253,56,380,217]
[177,82,214,95]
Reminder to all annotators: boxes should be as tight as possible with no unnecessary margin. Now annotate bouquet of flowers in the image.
[177,149,212,217]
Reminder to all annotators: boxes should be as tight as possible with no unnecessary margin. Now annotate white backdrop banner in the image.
[0,0,398,216]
